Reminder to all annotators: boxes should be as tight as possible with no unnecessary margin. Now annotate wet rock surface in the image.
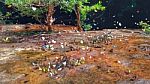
[0,71,25,84]
[117,79,150,84]
[0,29,150,84]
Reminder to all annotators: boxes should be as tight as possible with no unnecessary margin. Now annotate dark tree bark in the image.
[46,4,55,31]
[75,4,83,31]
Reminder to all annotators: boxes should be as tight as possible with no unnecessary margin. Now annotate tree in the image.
[4,0,105,31]
[5,0,59,31]
[59,0,105,31]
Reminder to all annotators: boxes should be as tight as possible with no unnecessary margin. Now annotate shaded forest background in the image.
[0,0,150,30]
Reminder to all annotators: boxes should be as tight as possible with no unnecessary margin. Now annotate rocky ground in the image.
[0,29,150,84]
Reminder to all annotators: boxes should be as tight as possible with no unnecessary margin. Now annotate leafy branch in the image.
[59,0,105,30]
[139,21,150,33]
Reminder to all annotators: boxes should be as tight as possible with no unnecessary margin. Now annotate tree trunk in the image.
[75,4,83,31]
[46,4,54,31]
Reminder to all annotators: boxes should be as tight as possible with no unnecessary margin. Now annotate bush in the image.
[139,21,150,34]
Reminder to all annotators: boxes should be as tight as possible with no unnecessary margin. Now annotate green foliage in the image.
[3,0,105,30]
[83,24,92,31]
[60,0,105,30]
[0,6,5,24]
[5,0,58,22]
[139,21,150,33]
